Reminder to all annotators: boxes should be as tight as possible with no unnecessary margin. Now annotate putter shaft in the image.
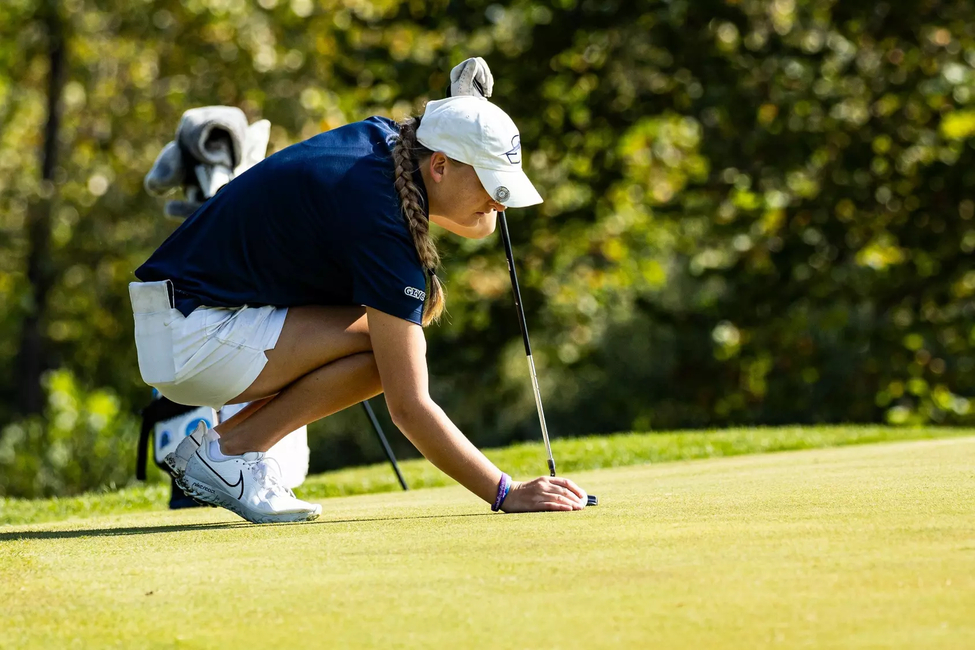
[526,354,557,477]
[498,211,557,477]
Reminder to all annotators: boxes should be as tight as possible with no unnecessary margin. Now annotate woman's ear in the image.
[429,152,448,183]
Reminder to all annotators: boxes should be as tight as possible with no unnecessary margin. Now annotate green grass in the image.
[2,425,972,526]
[2,437,973,649]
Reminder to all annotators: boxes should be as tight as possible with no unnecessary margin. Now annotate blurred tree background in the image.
[2,0,975,497]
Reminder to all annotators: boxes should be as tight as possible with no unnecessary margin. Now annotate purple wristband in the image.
[492,473,512,512]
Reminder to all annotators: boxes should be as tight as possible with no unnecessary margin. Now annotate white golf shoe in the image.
[179,430,322,524]
[163,420,207,479]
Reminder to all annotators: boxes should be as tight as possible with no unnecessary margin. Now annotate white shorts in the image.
[129,281,288,409]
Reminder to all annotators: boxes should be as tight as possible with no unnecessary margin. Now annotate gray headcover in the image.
[449,57,494,99]
[144,107,270,218]
[176,105,248,168]
[144,141,186,197]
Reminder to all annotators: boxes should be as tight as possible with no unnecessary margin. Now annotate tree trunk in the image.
[17,0,66,415]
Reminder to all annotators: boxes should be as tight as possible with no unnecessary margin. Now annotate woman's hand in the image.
[501,476,588,513]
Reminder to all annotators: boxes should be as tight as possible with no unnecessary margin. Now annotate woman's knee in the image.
[359,351,382,393]
[346,309,372,352]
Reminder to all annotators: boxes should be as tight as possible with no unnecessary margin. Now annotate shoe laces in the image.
[251,456,295,499]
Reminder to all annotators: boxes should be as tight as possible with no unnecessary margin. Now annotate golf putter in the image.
[498,212,598,507]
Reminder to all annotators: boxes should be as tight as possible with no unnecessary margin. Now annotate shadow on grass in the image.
[0,512,495,542]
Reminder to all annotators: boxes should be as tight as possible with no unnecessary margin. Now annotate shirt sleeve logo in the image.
[404,286,426,301]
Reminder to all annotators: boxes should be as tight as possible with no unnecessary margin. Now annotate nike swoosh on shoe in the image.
[195,450,245,500]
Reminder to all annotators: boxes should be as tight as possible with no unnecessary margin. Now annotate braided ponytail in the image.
[392,117,445,326]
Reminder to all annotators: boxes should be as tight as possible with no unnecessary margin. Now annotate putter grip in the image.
[548,459,556,477]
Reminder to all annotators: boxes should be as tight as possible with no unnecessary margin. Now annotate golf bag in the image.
[137,391,213,509]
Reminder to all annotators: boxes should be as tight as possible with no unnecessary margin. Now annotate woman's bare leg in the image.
[235,305,374,400]
[213,396,273,436]
[211,305,381,454]
[220,352,382,454]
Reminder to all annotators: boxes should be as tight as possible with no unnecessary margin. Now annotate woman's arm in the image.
[367,307,502,503]
[430,211,497,239]
[366,307,587,510]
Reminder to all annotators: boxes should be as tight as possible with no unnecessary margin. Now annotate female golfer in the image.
[130,94,590,523]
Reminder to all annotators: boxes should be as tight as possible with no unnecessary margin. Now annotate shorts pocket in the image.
[203,306,262,349]
[133,309,181,385]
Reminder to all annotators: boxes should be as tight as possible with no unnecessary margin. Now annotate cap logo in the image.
[503,135,521,165]
[404,286,426,301]
[495,186,510,202]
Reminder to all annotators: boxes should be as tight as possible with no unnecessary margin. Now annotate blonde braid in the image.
[392,117,445,326]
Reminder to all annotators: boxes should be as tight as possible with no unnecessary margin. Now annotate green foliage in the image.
[2,0,975,492]
[0,369,140,498]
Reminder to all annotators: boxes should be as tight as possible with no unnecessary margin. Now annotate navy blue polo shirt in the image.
[136,116,428,324]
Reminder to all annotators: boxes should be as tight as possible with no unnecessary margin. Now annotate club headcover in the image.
[144,141,187,197]
[163,186,206,218]
[238,119,271,175]
[163,199,203,219]
[448,57,494,100]
[148,108,272,219]
[176,106,248,169]
[194,163,234,199]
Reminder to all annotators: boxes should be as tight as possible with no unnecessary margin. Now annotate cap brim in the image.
[474,167,543,209]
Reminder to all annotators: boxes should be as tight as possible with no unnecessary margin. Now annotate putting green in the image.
[2,437,974,649]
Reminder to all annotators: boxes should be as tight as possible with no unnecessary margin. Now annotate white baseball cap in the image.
[416,96,543,209]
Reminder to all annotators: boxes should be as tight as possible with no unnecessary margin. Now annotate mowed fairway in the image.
[2,437,974,649]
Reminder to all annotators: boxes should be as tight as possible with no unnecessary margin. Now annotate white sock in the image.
[209,439,233,461]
